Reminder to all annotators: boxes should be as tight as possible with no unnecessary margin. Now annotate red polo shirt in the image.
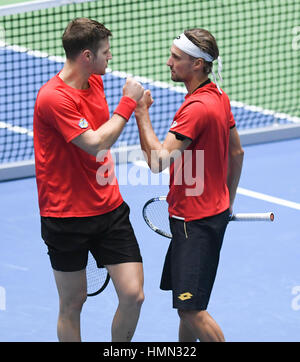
[33,74,123,217]
[167,81,236,221]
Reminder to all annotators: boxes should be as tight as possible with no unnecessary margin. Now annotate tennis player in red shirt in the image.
[34,18,145,342]
[135,29,244,341]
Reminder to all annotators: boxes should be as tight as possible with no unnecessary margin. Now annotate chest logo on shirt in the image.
[78,118,89,129]
[170,120,177,129]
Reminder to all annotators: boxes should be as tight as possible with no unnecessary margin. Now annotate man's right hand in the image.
[123,78,144,102]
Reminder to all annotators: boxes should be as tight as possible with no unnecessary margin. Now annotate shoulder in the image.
[36,76,77,117]
[195,82,232,110]
[175,97,206,118]
[37,75,62,101]
[36,75,57,99]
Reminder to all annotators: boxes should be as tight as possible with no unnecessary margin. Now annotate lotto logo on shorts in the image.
[78,118,89,129]
[178,292,193,301]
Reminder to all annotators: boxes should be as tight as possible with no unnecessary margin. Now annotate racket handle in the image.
[230,212,274,222]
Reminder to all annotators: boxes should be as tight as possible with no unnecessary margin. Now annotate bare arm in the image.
[135,90,191,173]
[72,113,129,157]
[227,126,244,213]
[71,78,144,157]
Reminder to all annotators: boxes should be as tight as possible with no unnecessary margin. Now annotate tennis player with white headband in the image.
[173,32,223,93]
[135,28,244,342]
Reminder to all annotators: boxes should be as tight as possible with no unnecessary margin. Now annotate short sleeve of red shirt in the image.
[169,101,208,141]
[228,109,236,129]
[37,89,91,143]
[224,91,236,129]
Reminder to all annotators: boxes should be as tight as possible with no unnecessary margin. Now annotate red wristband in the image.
[113,96,137,121]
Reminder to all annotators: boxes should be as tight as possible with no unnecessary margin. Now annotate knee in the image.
[60,292,87,315]
[135,292,145,309]
[129,289,145,308]
[120,287,145,309]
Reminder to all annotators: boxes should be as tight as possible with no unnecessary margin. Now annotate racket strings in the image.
[144,200,171,236]
[86,252,109,295]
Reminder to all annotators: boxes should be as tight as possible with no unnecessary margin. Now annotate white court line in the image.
[0,286,5,311]
[133,160,300,210]
[1,263,29,271]
[0,121,33,137]
[237,187,300,210]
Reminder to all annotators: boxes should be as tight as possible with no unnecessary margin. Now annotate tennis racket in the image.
[86,251,110,297]
[143,196,274,239]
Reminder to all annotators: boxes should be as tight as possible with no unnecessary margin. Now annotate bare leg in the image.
[106,262,144,342]
[179,319,198,342]
[178,310,225,342]
[53,269,87,342]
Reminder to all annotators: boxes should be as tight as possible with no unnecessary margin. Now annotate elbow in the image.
[143,148,169,174]
[92,140,109,158]
[71,129,111,158]
[228,147,244,169]
[148,157,166,174]
[230,146,244,159]
[150,167,162,174]
[90,142,104,158]
[239,147,245,160]
[94,135,114,158]
[149,161,162,174]
[237,147,244,160]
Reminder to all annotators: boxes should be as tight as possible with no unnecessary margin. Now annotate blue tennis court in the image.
[0,137,299,342]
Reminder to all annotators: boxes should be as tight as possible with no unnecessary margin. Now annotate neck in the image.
[59,60,91,90]
[185,74,209,94]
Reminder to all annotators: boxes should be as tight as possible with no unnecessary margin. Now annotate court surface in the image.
[0,137,299,342]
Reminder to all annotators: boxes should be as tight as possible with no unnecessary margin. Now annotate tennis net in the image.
[0,0,299,180]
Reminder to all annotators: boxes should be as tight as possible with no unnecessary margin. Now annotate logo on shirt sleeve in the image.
[78,118,89,129]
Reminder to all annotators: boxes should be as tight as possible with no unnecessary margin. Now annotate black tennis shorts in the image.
[160,209,229,311]
[41,201,142,272]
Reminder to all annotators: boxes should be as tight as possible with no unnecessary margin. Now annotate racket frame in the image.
[86,252,111,297]
[87,272,110,297]
[142,196,172,238]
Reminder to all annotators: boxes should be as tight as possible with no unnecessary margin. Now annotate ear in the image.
[193,58,204,71]
[81,49,93,62]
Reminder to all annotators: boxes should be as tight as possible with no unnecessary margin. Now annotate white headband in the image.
[173,33,223,94]
[173,33,214,62]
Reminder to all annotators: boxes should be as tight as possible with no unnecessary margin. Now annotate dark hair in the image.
[62,18,112,60]
[184,28,219,74]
